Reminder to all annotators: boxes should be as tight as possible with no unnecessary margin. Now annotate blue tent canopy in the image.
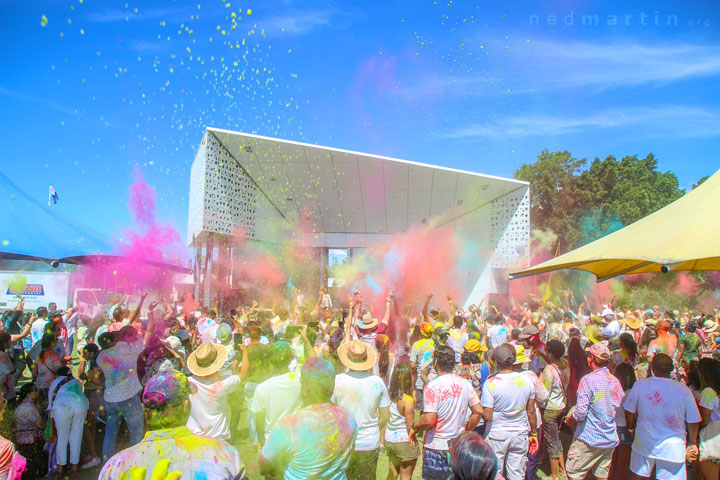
[0,171,188,272]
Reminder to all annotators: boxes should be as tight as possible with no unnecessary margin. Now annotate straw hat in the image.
[622,315,642,330]
[337,340,377,371]
[160,336,183,360]
[704,320,718,334]
[358,313,378,330]
[187,342,227,377]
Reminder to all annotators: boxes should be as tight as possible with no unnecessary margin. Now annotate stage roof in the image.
[203,127,529,236]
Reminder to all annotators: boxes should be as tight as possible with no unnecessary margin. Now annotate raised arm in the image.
[10,314,38,342]
[447,294,455,319]
[381,291,393,326]
[128,292,149,325]
[422,294,433,322]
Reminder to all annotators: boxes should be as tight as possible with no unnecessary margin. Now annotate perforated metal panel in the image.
[489,188,530,268]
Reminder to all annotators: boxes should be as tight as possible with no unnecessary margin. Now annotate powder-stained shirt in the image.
[97,338,145,403]
[486,324,509,350]
[624,376,701,463]
[447,329,468,362]
[481,371,536,435]
[648,333,677,359]
[187,374,241,440]
[262,403,357,480]
[572,367,624,449]
[331,371,390,451]
[424,373,480,450]
[698,387,720,422]
[98,426,245,480]
[678,333,702,361]
[252,372,302,441]
[409,338,435,390]
[540,361,570,410]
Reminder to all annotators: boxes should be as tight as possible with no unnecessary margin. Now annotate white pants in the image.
[630,450,686,480]
[53,403,88,466]
[485,430,529,480]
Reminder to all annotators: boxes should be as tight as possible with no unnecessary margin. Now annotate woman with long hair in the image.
[382,364,419,480]
[32,333,63,404]
[695,358,720,480]
[373,334,395,386]
[609,362,636,480]
[611,333,638,372]
[78,343,103,468]
[566,336,590,407]
[539,340,570,480]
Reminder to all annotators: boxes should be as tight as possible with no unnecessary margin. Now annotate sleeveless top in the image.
[385,395,412,443]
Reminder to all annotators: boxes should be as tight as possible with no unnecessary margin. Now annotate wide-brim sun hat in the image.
[704,320,718,334]
[337,339,377,371]
[622,315,642,330]
[358,312,379,330]
[160,336,182,359]
[187,342,228,377]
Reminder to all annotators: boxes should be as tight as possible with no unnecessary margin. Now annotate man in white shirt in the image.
[624,354,701,480]
[447,315,469,362]
[411,345,482,480]
[252,341,306,443]
[481,344,538,480]
[486,315,509,350]
[186,342,242,440]
[332,340,390,480]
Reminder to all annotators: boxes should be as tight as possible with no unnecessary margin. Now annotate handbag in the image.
[699,420,720,461]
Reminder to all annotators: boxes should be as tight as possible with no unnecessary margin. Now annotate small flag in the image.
[48,184,59,205]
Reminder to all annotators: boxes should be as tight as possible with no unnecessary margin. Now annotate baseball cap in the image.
[491,345,516,364]
[585,342,610,361]
[142,369,196,409]
[518,325,539,340]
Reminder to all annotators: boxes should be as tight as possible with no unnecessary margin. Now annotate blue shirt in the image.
[572,367,624,448]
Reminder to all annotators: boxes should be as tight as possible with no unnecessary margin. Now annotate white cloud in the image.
[402,39,720,98]
[85,7,187,23]
[441,106,720,139]
[259,9,335,36]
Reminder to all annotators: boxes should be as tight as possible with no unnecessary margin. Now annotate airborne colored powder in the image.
[72,167,185,294]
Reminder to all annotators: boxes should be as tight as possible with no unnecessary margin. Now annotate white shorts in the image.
[485,430,528,480]
[630,450,686,480]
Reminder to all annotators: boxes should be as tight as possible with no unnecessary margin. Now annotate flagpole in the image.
[48,184,52,206]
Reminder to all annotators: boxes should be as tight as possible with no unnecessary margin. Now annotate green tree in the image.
[515,151,685,252]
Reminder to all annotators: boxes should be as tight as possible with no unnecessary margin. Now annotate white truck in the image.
[0,271,109,318]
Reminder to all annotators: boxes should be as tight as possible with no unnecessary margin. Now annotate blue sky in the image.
[1,0,719,242]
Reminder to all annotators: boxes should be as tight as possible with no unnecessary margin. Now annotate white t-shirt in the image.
[486,324,509,350]
[615,389,630,427]
[698,387,720,421]
[423,374,480,450]
[186,374,242,440]
[623,377,701,463]
[331,371,390,451]
[30,319,50,347]
[481,371,536,435]
[251,372,302,441]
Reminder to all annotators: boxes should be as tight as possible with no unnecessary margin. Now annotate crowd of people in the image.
[0,287,718,480]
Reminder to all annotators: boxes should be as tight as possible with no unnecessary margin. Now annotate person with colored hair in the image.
[260,358,357,480]
[409,322,435,411]
[382,364,420,480]
[99,370,245,480]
